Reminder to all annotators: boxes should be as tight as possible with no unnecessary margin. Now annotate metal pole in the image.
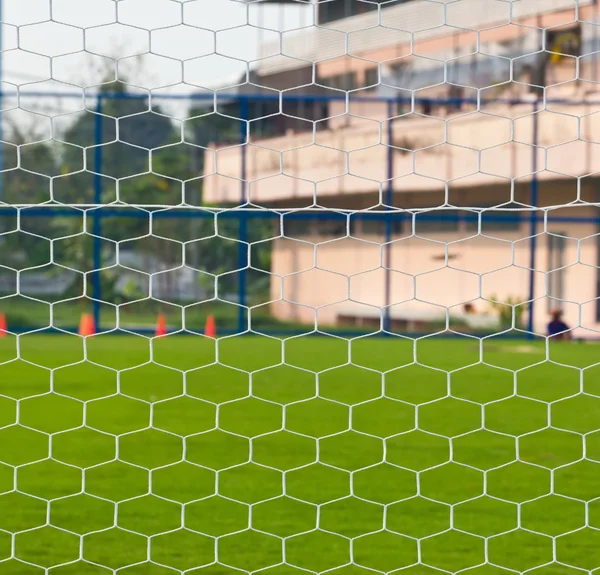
[92,97,103,332]
[238,96,249,334]
[594,0,599,87]
[527,101,539,338]
[383,100,394,333]
[596,182,600,324]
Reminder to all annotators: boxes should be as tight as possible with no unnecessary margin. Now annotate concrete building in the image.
[204,0,600,336]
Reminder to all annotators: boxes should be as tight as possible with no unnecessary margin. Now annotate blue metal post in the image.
[238,96,249,333]
[383,100,394,333]
[92,97,103,332]
[527,101,540,338]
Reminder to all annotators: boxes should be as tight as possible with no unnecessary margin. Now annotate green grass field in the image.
[1,334,600,574]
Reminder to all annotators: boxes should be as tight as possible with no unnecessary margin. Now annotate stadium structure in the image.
[203,0,600,336]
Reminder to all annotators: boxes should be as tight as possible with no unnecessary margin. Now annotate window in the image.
[547,25,581,62]
[386,60,411,87]
[362,218,386,236]
[282,217,309,238]
[318,0,409,25]
[389,60,407,75]
[414,210,460,235]
[350,215,403,237]
[319,0,382,25]
[465,205,522,233]
[320,72,357,92]
[316,218,347,237]
[284,217,348,238]
[365,68,379,90]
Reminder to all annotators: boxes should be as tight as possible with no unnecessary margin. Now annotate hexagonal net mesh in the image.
[1,0,600,573]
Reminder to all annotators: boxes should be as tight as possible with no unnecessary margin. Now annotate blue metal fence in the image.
[0,89,592,337]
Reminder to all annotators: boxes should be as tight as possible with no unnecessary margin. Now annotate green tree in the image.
[1,82,275,306]
[0,126,58,270]
[53,78,185,294]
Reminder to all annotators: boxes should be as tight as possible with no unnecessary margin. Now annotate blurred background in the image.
[1,0,599,337]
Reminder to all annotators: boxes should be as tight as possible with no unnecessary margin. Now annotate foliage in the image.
[488,295,526,328]
[0,76,273,308]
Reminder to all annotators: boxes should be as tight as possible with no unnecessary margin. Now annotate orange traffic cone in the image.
[78,313,95,337]
[0,313,7,337]
[156,314,167,337]
[204,314,216,338]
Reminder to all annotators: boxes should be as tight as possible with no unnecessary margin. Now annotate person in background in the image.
[547,309,571,340]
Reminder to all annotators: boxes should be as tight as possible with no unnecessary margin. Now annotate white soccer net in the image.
[0,0,600,572]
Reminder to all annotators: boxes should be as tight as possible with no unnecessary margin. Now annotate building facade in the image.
[204,0,600,336]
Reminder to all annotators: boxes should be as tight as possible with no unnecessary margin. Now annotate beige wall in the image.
[203,93,600,335]
[204,97,600,207]
[202,0,600,209]
[269,199,600,336]
[202,1,600,336]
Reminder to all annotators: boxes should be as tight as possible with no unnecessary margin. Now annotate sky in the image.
[1,0,312,121]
